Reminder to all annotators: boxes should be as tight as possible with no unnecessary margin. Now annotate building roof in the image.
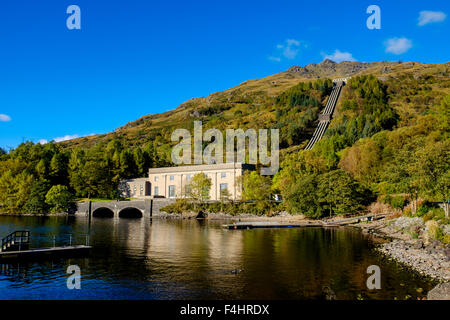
[148,162,255,174]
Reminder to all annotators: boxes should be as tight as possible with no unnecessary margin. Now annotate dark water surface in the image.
[0,215,434,300]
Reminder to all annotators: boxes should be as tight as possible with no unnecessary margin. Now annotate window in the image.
[186,174,191,180]
[170,175,174,181]
[221,172,227,178]
[168,185,176,198]
[154,186,159,196]
[154,176,159,182]
[220,183,228,191]
[185,185,191,197]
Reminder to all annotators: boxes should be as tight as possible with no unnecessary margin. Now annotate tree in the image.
[415,140,450,218]
[339,138,381,186]
[133,147,146,177]
[187,173,212,203]
[0,171,34,213]
[284,172,322,217]
[241,171,271,201]
[219,188,231,212]
[24,180,51,213]
[35,159,47,180]
[283,169,372,218]
[45,185,73,213]
[49,153,68,185]
[317,170,372,216]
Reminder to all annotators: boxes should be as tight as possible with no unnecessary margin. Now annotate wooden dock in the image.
[0,245,92,261]
[223,214,387,230]
[222,221,322,230]
[322,213,387,226]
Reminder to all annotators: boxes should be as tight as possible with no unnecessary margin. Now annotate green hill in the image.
[0,59,449,217]
[61,60,449,160]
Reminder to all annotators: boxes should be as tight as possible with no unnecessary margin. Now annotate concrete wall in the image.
[74,199,176,218]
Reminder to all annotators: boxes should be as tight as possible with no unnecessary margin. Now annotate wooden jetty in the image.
[223,214,387,230]
[0,245,92,261]
[322,213,387,227]
[222,221,322,230]
[0,230,92,261]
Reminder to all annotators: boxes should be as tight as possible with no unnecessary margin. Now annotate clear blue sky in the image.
[1,0,449,150]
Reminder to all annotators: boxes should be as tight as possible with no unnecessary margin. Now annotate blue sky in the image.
[0,0,449,150]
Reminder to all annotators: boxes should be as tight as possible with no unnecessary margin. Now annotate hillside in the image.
[62,60,450,157]
[1,59,448,216]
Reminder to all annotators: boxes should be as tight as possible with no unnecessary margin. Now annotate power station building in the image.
[118,163,255,201]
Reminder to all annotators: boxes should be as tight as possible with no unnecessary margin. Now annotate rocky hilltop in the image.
[286,59,404,78]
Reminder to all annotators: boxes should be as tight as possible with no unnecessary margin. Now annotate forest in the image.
[0,69,449,219]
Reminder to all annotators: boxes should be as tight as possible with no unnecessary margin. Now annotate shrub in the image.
[368,201,391,215]
[425,220,439,240]
[442,234,450,244]
[45,185,74,213]
[416,202,432,217]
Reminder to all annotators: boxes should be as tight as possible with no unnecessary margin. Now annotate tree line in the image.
[0,140,165,214]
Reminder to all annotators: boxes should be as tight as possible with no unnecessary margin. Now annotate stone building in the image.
[119,163,255,201]
[118,178,151,199]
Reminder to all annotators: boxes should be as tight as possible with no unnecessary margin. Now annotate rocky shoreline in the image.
[355,217,450,298]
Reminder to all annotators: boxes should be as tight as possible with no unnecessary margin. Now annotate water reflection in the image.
[0,216,435,300]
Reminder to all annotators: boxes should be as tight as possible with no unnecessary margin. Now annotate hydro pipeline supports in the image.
[304,79,346,150]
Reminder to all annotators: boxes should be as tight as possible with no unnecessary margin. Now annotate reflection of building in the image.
[119,163,255,200]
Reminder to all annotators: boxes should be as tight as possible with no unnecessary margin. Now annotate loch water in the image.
[0,215,435,300]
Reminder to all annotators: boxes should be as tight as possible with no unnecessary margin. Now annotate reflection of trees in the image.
[0,216,435,299]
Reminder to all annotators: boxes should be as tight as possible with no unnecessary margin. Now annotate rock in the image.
[230,269,243,274]
[413,240,424,249]
[445,248,450,259]
[427,283,450,300]
[391,217,424,233]
[322,286,336,300]
[195,211,207,219]
[381,66,392,74]
[442,225,450,236]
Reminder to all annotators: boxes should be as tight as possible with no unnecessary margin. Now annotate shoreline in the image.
[3,210,449,282]
[354,218,450,283]
[1,210,448,298]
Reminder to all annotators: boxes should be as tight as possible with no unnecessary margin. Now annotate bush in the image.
[425,220,439,241]
[160,199,192,214]
[423,208,446,222]
[416,202,432,217]
[382,195,408,210]
[160,199,281,217]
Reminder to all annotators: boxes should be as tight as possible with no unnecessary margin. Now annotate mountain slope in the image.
[62,60,450,157]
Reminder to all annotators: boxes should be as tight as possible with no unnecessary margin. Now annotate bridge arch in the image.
[92,207,115,218]
[118,207,143,218]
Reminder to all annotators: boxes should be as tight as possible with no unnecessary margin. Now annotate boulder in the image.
[427,283,450,300]
[413,240,424,249]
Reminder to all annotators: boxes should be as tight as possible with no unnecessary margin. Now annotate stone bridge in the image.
[74,198,176,218]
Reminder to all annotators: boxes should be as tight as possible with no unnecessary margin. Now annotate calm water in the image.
[0,215,435,300]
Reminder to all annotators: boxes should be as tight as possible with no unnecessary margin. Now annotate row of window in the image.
[132,184,146,196]
[153,172,228,182]
[164,183,228,198]
[131,183,229,198]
